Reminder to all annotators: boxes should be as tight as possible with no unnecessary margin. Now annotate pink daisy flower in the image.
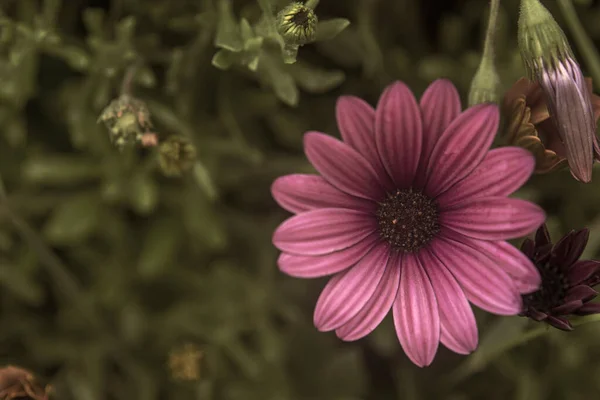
[271,80,546,367]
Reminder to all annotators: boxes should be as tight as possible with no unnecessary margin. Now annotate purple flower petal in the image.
[552,229,589,267]
[273,208,376,255]
[547,316,573,331]
[335,252,401,341]
[565,285,598,303]
[278,233,380,278]
[419,248,477,355]
[415,79,461,188]
[441,197,546,241]
[458,237,541,293]
[542,57,595,183]
[575,302,600,315]
[568,260,600,286]
[375,81,423,189]
[551,300,584,315]
[304,132,385,201]
[436,147,535,208]
[393,253,440,367]
[425,104,499,197]
[431,232,522,315]
[271,174,376,214]
[314,242,390,331]
[336,96,394,190]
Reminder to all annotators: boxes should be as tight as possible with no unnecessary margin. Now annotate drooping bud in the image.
[158,135,197,177]
[517,0,600,183]
[468,0,501,106]
[276,2,318,46]
[469,53,500,106]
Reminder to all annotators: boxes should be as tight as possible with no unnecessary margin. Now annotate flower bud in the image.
[158,135,197,177]
[277,2,318,46]
[517,0,600,183]
[468,57,500,106]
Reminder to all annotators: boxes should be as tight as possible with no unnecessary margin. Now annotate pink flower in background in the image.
[271,80,546,367]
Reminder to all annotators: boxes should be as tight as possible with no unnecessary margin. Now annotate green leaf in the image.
[22,156,102,185]
[137,217,181,278]
[288,61,345,93]
[43,193,103,245]
[128,173,159,214]
[315,18,350,42]
[212,49,237,70]
[215,0,243,52]
[0,263,44,305]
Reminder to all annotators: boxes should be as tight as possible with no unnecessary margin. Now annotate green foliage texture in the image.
[1,0,600,399]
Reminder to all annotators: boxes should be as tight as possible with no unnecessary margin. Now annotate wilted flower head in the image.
[277,2,318,46]
[0,365,49,400]
[272,79,545,367]
[520,224,600,330]
[517,0,600,182]
[503,77,600,174]
[168,343,203,381]
[98,94,154,149]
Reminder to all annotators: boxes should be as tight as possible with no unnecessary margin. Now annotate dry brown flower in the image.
[503,77,600,175]
[0,366,50,400]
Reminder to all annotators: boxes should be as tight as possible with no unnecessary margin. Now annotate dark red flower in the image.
[520,224,600,330]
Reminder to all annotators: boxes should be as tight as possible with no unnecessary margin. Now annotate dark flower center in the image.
[522,262,568,312]
[376,189,440,252]
[291,10,310,25]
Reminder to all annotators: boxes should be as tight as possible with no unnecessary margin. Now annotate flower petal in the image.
[547,316,573,331]
[441,197,545,241]
[425,104,499,197]
[552,229,589,267]
[314,242,390,331]
[565,285,598,303]
[375,81,423,188]
[304,132,385,200]
[456,237,541,293]
[551,300,583,315]
[415,79,461,187]
[277,233,380,278]
[419,248,478,355]
[393,253,440,367]
[436,147,535,208]
[431,232,522,315]
[336,252,401,341]
[542,57,595,183]
[575,302,600,315]
[568,260,600,286]
[272,174,376,214]
[336,96,394,190]
[273,208,376,255]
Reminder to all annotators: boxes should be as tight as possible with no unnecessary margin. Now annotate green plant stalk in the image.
[482,0,501,60]
[443,313,600,388]
[557,0,600,88]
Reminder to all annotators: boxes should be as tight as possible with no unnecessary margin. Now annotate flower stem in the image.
[557,0,600,88]
[442,314,600,388]
[482,0,501,60]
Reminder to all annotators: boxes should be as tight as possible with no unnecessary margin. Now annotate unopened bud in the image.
[518,0,573,80]
[468,57,500,106]
[158,135,197,177]
[277,2,318,46]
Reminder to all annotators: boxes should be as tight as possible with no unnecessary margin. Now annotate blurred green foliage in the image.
[1,0,600,399]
